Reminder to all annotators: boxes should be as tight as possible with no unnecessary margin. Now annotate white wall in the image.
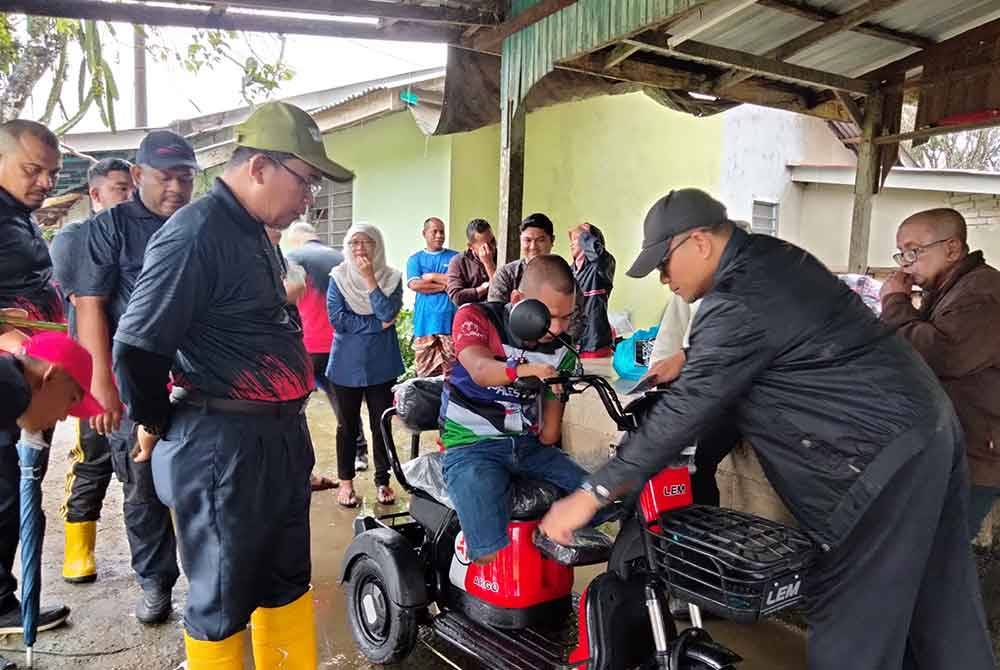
[716,105,855,245]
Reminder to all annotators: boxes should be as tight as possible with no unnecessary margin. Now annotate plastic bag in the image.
[402,453,452,507]
[613,325,660,381]
[534,527,614,567]
[838,273,884,315]
[394,376,444,432]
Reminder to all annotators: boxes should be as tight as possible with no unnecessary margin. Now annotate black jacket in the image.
[587,228,955,550]
[0,187,62,322]
[573,225,615,353]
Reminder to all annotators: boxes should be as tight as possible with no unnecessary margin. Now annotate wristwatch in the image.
[579,480,613,507]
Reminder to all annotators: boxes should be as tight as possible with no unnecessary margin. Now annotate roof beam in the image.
[468,0,579,52]
[712,0,909,92]
[625,32,874,95]
[663,0,761,48]
[193,0,499,26]
[756,0,934,50]
[833,90,864,126]
[864,16,1000,81]
[841,116,1000,146]
[558,53,850,121]
[6,0,460,42]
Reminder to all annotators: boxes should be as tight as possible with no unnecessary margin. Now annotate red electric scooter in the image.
[341,300,813,669]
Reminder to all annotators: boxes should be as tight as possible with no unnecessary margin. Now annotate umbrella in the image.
[17,432,47,668]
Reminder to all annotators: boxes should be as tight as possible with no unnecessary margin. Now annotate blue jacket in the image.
[326,277,405,387]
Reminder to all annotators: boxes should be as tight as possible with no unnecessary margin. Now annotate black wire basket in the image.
[647,505,815,623]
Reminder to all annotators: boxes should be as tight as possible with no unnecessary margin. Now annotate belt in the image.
[177,390,308,417]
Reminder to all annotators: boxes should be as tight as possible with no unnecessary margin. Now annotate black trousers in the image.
[805,417,995,670]
[332,381,394,486]
[152,405,313,640]
[60,419,113,523]
[0,427,51,614]
[691,421,741,507]
[310,353,367,456]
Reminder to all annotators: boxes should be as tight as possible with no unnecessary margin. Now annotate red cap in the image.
[22,333,105,418]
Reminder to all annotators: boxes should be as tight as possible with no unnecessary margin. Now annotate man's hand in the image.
[90,374,122,435]
[644,350,686,386]
[880,271,913,301]
[382,318,396,330]
[131,425,159,463]
[357,256,377,290]
[477,243,495,272]
[477,281,490,294]
[539,489,602,545]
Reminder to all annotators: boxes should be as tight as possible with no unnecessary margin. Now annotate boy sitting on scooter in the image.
[441,254,587,565]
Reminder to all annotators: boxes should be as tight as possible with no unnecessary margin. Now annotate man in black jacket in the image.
[0,119,72,638]
[540,189,994,670]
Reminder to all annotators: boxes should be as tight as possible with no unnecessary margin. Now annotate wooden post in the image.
[133,25,148,127]
[847,92,884,274]
[498,100,526,266]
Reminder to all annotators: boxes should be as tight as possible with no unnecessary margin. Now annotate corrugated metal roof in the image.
[694,0,1000,78]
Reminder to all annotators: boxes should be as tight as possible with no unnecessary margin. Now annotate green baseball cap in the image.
[234,101,353,183]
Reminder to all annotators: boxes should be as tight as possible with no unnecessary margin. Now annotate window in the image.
[308,178,353,247]
[751,200,779,237]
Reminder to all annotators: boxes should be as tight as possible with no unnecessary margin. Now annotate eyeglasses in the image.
[348,238,375,248]
[892,238,952,266]
[274,160,322,197]
[658,233,694,275]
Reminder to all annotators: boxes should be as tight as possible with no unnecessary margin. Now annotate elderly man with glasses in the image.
[881,207,1000,542]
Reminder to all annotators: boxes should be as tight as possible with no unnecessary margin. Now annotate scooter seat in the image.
[401,452,562,520]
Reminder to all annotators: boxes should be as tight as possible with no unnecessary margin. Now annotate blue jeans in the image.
[443,435,587,561]
[968,485,1000,542]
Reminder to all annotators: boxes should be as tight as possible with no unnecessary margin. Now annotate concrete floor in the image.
[3,393,807,669]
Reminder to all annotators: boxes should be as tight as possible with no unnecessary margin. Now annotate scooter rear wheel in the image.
[346,556,419,664]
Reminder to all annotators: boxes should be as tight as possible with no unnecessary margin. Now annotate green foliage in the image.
[395,308,418,382]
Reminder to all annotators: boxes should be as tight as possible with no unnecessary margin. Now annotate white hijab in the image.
[331,222,402,315]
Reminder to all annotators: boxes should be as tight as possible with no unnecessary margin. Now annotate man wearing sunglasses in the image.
[540,188,994,670]
[881,208,1000,542]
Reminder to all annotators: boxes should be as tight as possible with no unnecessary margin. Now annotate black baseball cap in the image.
[627,189,729,278]
[135,130,199,171]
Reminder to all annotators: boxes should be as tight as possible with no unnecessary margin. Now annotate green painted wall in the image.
[323,112,453,282]
[449,124,501,249]
[449,92,724,327]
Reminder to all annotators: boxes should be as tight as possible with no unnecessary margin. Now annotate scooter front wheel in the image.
[346,555,419,664]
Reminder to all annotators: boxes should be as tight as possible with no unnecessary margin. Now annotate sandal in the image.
[337,487,359,508]
[310,473,338,492]
[376,485,397,506]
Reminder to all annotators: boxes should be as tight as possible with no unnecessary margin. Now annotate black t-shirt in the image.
[0,188,63,323]
[115,179,312,401]
[0,355,30,434]
[73,195,166,336]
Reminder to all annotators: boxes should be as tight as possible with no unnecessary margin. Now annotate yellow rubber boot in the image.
[62,521,97,583]
[184,630,247,670]
[250,591,318,670]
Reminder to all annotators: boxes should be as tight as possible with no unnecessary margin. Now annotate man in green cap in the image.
[112,102,352,670]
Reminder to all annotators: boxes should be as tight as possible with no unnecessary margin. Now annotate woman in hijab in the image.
[327,223,404,507]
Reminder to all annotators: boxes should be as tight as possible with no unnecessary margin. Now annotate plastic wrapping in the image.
[401,452,561,519]
[402,453,452,507]
[533,527,614,567]
[394,376,444,432]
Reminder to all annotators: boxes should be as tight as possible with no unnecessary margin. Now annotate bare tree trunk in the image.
[0,17,69,122]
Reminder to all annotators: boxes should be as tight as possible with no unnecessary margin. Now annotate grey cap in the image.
[627,189,729,278]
